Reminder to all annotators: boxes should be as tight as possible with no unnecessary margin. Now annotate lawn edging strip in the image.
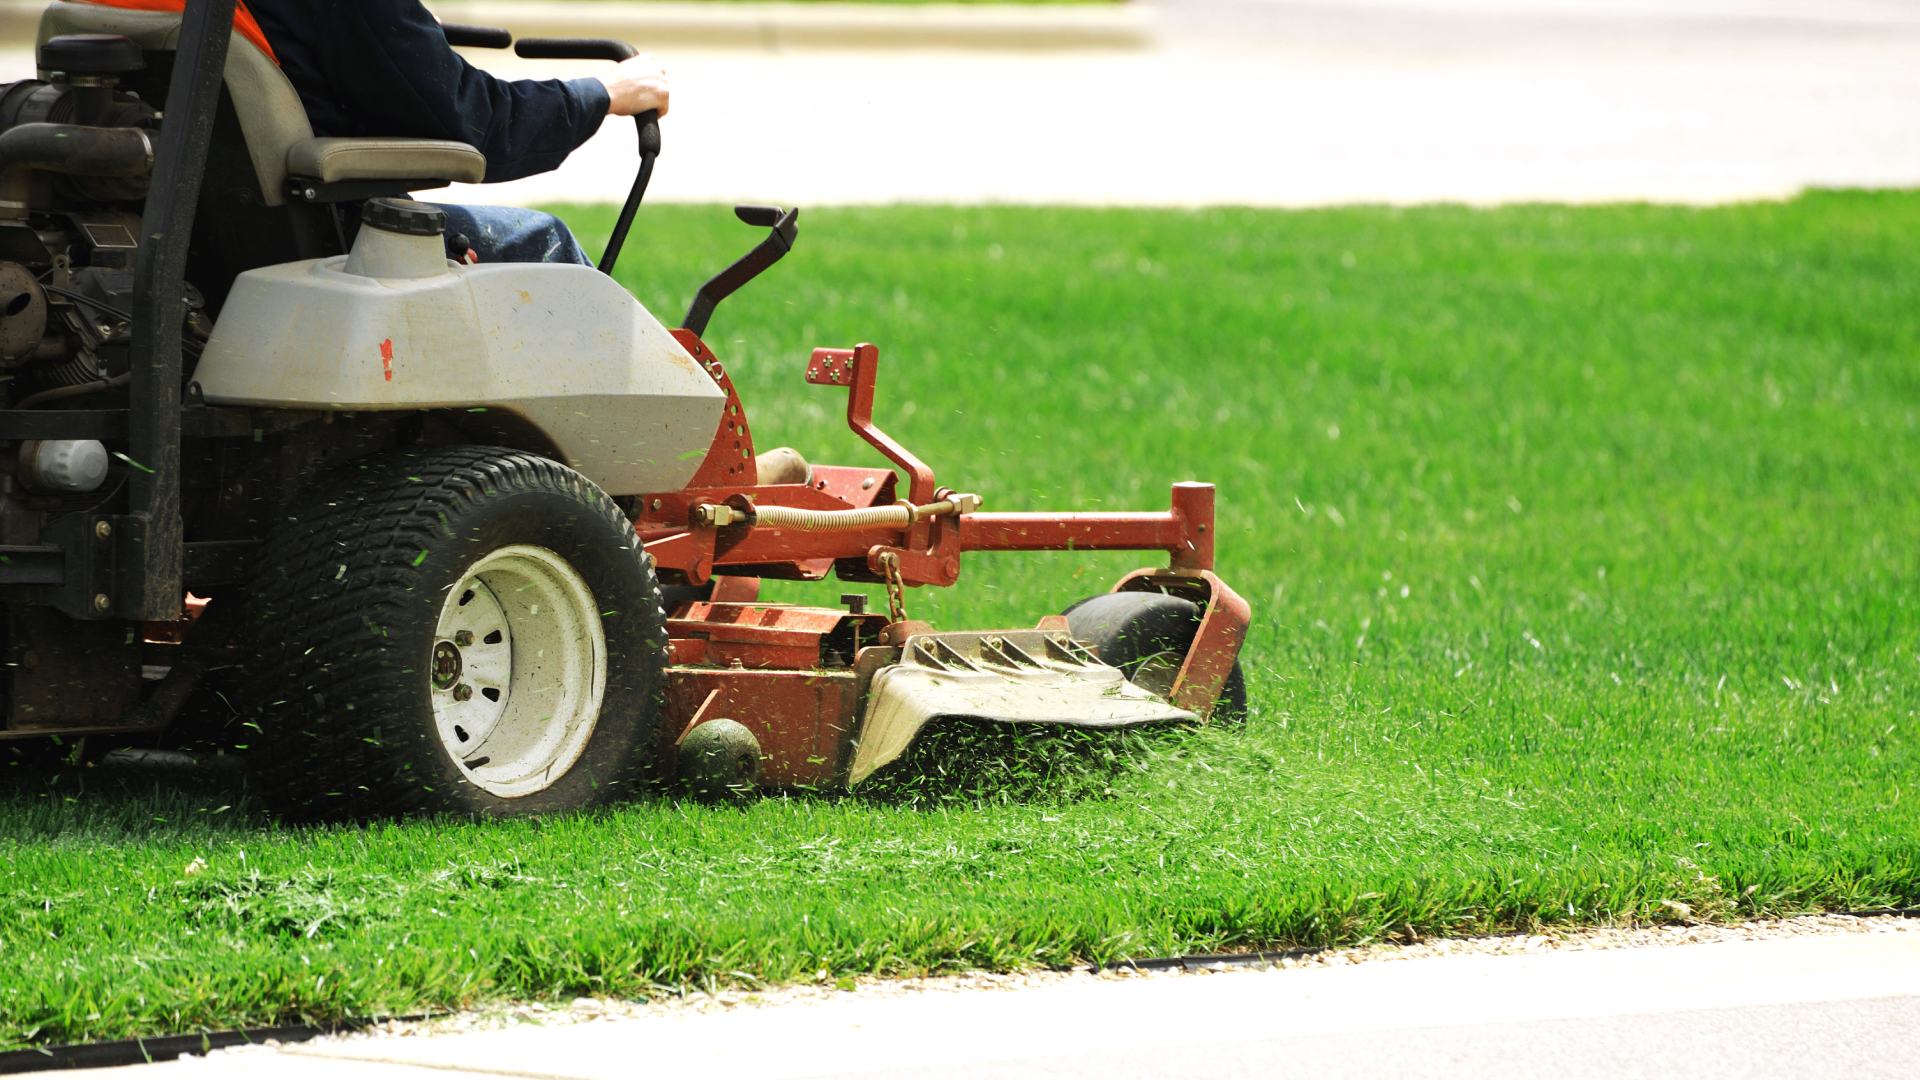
[0,1024,341,1075]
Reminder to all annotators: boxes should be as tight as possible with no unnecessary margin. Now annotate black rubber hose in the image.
[0,122,152,215]
[0,122,152,175]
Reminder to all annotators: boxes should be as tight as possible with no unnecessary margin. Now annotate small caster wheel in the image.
[677,718,761,801]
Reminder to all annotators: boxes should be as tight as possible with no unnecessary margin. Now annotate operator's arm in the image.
[254,0,661,183]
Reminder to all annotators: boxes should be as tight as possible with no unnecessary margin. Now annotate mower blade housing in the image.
[848,629,1196,785]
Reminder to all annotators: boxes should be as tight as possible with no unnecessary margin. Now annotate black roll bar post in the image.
[125,0,234,619]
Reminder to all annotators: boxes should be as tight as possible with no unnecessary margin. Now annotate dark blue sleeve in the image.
[321,0,611,183]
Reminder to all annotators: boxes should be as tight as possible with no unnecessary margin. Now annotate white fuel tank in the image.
[194,225,723,496]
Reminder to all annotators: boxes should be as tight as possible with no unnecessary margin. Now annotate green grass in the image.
[3,192,1918,1048]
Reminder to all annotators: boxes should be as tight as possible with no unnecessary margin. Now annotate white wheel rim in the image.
[430,544,607,798]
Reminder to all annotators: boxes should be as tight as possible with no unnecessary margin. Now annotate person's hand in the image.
[598,53,670,118]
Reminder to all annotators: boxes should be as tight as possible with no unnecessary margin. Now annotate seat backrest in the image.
[38,0,312,206]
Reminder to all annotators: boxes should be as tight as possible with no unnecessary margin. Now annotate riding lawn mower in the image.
[0,0,1249,817]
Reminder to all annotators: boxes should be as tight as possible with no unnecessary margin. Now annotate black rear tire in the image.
[1063,591,1248,720]
[241,446,669,820]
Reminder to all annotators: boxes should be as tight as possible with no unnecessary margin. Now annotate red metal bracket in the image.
[1112,568,1249,718]
[957,482,1214,572]
[809,344,937,506]
[638,336,1222,592]
[867,513,963,587]
[674,329,758,489]
[709,576,762,604]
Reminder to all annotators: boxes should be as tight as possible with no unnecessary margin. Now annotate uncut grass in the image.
[3,193,1917,1047]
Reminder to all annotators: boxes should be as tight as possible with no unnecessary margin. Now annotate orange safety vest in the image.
[79,0,278,64]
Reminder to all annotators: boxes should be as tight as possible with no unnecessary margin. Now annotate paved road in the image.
[433,0,1920,207]
[96,927,1920,1078]
[6,0,1917,206]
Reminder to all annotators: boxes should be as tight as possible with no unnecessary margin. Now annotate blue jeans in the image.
[434,204,592,266]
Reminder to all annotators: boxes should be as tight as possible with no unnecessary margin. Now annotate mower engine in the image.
[0,35,202,496]
[0,34,232,732]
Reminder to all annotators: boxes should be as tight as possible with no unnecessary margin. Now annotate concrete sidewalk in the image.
[93,922,1920,1078]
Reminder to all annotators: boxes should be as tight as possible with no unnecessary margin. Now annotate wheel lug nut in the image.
[453,631,474,647]
[452,684,473,702]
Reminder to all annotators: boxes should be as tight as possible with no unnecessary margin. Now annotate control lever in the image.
[440,24,512,49]
[682,205,799,338]
[512,37,660,276]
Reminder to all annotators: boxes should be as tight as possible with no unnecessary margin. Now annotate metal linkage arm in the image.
[958,482,1215,572]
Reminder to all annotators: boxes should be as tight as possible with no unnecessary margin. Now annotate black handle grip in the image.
[513,37,637,63]
[635,109,660,156]
[441,24,512,49]
[735,205,783,228]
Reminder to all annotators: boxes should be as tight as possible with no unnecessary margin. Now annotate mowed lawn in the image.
[2,193,1917,1048]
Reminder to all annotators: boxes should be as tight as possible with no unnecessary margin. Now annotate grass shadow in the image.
[0,745,264,841]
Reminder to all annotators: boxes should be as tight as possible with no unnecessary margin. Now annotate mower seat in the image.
[37,2,486,206]
[285,138,486,187]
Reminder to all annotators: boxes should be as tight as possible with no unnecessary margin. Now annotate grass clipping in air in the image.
[858,721,1175,807]
[3,192,1919,1049]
